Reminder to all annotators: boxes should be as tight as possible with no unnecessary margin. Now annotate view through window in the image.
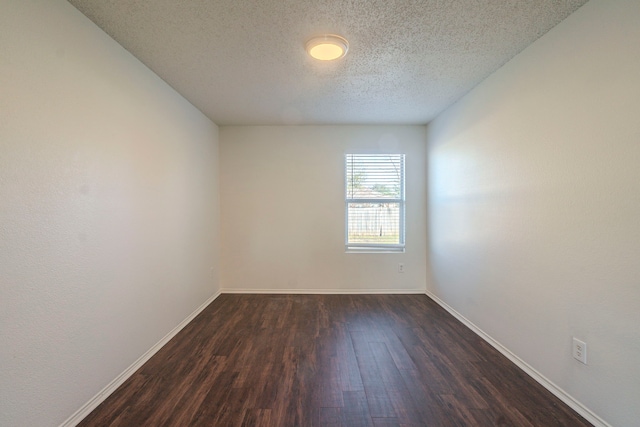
[345,154,405,251]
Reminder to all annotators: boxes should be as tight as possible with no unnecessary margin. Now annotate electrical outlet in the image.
[572,338,587,364]
[398,263,405,273]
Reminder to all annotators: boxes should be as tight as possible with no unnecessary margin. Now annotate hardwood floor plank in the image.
[78,294,593,427]
[368,341,424,425]
[318,406,341,427]
[335,321,365,392]
[380,327,418,371]
[240,408,272,427]
[350,331,397,418]
[158,355,227,426]
[342,390,374,427]
[438,393,487,426]
[187,370,238,425]
[396,367,456,426]
[371,418,400,427]
[467,376,537,427]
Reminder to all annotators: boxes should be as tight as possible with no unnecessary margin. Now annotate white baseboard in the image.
[59,290,222,427]
[425,291,610,427]
[222,289,424,295]
[221,288,425,294]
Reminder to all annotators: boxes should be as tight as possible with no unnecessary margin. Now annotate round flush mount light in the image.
[305,35,349,61]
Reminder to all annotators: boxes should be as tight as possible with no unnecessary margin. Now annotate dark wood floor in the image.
[79,294,592,426]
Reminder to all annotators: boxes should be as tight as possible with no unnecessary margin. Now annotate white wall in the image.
[220,126,428,293]
[0,1,220,425]
[427,0,640,425]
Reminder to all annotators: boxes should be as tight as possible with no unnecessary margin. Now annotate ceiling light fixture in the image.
[305,35,349,61]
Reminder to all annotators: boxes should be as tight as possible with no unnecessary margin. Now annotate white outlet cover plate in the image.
[572,337,587,364]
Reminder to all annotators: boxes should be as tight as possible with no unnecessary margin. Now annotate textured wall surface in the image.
[427,0,640,425]
[220,126,428,293]
[0,1,220,425]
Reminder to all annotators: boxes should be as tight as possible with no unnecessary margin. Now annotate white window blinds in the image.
[345,154,405,251]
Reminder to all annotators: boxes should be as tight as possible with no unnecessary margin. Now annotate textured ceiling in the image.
[67,0,588,125]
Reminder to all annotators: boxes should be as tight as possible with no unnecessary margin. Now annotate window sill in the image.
[346,247,405,254]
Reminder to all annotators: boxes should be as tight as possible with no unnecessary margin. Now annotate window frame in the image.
[344,153,406,253]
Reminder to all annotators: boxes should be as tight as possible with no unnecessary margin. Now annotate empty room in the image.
[1,0,639,426]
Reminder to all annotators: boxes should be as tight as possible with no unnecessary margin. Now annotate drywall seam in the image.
[59,290,222,427]
[425,291,610,427]
[221,288,426,295]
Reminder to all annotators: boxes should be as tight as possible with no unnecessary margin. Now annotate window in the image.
[345,154,405,252]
